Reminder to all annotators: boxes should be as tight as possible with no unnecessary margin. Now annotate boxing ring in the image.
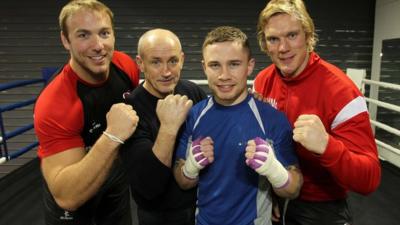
[0,70,399,225]
[360,75,400,167]
[0,67,54,164]
[1,70,399,167]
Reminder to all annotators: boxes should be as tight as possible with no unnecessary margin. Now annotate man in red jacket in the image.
[253,0,381,224]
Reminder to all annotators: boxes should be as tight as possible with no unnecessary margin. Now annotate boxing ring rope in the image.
[362,78,400,158]
[0,72,399,167]
[0,68,54,164]
[364,79,400,91]
[189,80,255,86]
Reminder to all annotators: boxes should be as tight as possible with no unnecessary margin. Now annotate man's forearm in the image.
[174,160,198,190]
[273,166,303,199]
[43,135,120,211]
[152,125,179,167]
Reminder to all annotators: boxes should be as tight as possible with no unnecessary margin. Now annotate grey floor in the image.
[0,159,399,225]
[0,158,139,225]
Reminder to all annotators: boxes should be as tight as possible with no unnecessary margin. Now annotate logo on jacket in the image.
[266,97,278,109]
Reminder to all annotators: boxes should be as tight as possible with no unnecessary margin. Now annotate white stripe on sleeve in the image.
[331,96,368,129]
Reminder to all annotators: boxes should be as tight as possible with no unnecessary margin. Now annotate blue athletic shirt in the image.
[176,94,298,225]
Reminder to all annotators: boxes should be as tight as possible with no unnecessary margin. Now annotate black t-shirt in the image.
[121,80,207,211]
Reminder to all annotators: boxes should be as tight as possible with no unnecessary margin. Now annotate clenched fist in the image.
[183,137,214,179]
[105,103,139,143]
[293,114,329,154]
[156,94,193,134]
[245,137,289,188]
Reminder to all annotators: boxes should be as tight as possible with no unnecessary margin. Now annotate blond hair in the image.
[257,0,317,53]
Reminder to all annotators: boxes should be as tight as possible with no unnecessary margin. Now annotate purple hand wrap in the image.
[246,137,271,170]
[245,137,290,188]
[182,137,211,179]
[191,138,210,167]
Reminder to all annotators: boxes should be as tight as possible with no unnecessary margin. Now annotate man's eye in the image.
[230,62,241,68]
[288,33,297,40]
[267,37,279,44]
[209,63,219,69]
[78,33,88,38]
[100,31,111,38]
[151,61,160,65]
[169,59,179,65]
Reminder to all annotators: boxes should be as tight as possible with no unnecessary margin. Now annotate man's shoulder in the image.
[34,70,82,130]
[37,67,77,105]
[190,97,212,116]
[251,97,289,124]
[112,50,133,61]
[257,64,275,76]
[177,79,200,90]
[251,96,276,111]
[111,51,140,84]
[254,65,276,87]
[124,84,148,103]
[176,80,207,102]
[112,50,133,68]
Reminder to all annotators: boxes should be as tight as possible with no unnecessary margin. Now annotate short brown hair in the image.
[59,0,114,38]
[202,26,252,59]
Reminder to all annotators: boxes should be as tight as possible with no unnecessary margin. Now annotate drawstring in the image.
[282,198,289,225]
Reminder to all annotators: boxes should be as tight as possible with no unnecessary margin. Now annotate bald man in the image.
[120,29,207,225]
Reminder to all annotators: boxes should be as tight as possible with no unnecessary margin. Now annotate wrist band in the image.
[274,171,291,189]
[182,166,198,180]
[103,131,124,144]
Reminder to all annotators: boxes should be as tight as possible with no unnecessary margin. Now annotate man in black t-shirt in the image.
[34,1,140,224]
[121,29,206,225]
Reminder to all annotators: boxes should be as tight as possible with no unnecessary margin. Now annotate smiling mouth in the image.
[279,55,294,63]
[158,79,175,86]
[89,55,106,62]
[159,77,174,82]
[217,84,234,92]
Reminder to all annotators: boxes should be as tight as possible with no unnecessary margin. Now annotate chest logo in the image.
[88,121,101,134]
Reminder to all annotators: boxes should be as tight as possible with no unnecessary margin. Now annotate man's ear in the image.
[305,32,311,52]
[247,58,256,77]
[201,59,206,72]
[180,52,185,69]
[135,55,145,72]
[60,31,70,51]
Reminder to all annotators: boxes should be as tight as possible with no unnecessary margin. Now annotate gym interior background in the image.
[0,0,399,224]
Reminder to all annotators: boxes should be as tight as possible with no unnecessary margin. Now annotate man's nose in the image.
[278,38,289,52]
[218,66,230,80]
[92,35,105,51]
[161,63,172,76]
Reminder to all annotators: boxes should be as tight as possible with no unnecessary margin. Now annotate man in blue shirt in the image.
[173,26,303,225]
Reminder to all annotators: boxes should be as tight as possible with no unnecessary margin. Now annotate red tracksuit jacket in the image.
[253,52,381,201]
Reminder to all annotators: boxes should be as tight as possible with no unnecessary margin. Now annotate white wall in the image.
[371,0,400,167]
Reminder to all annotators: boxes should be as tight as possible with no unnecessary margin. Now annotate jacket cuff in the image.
[319,135,345,167]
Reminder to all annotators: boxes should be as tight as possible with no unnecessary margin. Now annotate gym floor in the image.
[0,159,399,225]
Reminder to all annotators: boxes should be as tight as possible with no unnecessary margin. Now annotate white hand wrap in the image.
[246,137,290,188]
[182,138,210,179]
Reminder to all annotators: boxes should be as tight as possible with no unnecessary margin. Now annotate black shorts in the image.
[274,198,352,225]
[42,159,132,225]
